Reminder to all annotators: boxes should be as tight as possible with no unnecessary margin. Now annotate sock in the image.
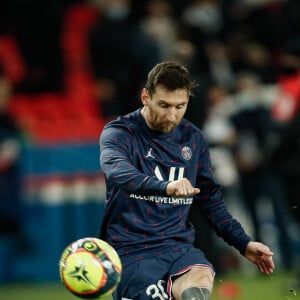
[181,287,211,300]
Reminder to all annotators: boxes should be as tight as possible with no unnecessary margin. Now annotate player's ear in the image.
[141,88,150,106]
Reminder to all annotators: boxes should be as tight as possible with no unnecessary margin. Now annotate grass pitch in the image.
[0,271,298,300]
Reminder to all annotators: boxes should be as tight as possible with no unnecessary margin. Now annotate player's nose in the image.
[165,108,177,122]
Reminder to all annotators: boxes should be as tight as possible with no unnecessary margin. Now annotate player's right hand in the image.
[166,178,200,197]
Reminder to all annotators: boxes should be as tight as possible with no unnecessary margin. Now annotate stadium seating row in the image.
[5,4,105,144]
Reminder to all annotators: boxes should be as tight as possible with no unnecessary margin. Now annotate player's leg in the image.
[171,267,214,300]
[168,246,215,300]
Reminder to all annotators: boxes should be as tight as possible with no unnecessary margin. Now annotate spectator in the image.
[0,68,22,235]
[270,70,300,226]
[140,0,178,61]
[182,0,224,40]
[204,40,236,89]
[197,84,240,273]
[229,72,294,270]
[8,0,65,93]
[180,0,225,79]
[88,0,160,120]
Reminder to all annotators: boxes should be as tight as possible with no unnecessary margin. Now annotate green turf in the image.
[212,271,299,300]
[0,271,298,300]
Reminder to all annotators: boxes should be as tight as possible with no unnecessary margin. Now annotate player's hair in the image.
[145,61,197,97]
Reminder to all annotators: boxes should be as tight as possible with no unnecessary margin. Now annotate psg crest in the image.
[181,146,192,160]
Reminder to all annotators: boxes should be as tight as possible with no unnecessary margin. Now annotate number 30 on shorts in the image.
[146,280,168,300]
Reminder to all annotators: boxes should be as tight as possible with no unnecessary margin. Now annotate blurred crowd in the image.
[0,0,300,275]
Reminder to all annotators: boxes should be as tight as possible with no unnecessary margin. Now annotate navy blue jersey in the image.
[99,109,251,259]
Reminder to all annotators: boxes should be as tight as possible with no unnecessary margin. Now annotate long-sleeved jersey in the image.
[99,109,251,259]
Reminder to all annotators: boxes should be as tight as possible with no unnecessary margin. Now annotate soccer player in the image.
[99,61,275,300]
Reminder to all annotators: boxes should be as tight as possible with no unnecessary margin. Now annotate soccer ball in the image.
[59,237,122,299]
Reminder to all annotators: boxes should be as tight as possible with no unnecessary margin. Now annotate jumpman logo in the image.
[145,148,155,159]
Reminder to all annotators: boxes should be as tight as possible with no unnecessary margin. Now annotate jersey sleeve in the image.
[195,139,251,255]
[99,125,169,195]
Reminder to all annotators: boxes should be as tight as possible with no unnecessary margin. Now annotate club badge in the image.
[181,146,192,160]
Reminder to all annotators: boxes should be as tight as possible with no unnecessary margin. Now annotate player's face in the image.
[141,85,189,133]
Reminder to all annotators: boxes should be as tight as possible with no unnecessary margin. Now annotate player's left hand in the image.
[245,241,275,274]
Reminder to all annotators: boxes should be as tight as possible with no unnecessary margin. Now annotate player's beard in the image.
[142,106,181,133]
[148,114,179,133]
[156,121,177,133]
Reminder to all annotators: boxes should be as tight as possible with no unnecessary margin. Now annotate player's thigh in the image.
[114,258,169,300]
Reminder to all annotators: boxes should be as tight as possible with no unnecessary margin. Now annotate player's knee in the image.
[187,267,214,288]
[196,272,214,288]
[172,268,214,300]
[181,287,211,300]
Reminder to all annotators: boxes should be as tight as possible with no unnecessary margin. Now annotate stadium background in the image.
[0,0,300,299]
